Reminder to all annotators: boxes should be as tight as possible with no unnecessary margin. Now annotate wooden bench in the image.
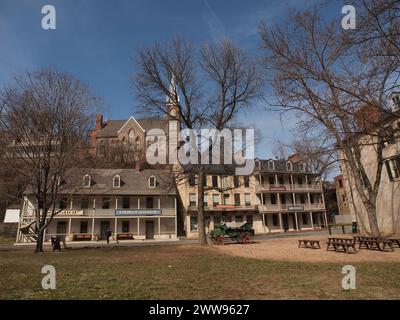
[73,234,92,241]
[326,238,357,254]
[298,239,321,249]
[116,233,134,240]
[358,237,394,252]
[388,238,400,248]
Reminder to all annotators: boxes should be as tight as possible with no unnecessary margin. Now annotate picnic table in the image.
[354,236,395,252]
[298,239,321,249]
[326,237,357,254]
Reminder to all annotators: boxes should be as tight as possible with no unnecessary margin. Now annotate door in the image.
[145,221,154,239]
[56,221,67,240]
[100,221,110,240]
[282,215,289,231]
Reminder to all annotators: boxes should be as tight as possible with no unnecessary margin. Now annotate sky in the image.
[0,0,343,159]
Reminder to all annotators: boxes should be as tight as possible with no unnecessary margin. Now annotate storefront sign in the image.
[288,206,304,211]
[215,205,236,210]
[115,209,161,216]
[58,210,84,216]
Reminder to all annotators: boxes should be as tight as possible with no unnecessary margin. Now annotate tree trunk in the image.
[364,200,380,237]
[197,165,207,245]
[35,229,44,253]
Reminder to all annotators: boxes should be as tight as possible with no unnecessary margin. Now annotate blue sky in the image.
[0,0,342,159]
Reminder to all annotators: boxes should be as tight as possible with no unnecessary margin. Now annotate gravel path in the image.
[213,235,400,263]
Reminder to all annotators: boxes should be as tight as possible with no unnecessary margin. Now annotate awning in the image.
[4,209,20,223]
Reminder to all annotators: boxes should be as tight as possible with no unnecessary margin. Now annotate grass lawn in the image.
[1,244,399,300]
[0,236,15,246]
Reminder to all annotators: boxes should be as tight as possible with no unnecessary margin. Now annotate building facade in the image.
[339,93,400,235]
[17,169,178,243]
[334,175,350,216]
[177,159,327,239]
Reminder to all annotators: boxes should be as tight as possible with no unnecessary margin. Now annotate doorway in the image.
[100,221,110,240]
[282,215,289,231]
[145,221,155,239]
[56,221,67,241]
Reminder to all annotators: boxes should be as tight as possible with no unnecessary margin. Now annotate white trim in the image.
[268,160,275,170]
[113,175,121,188]
[83,174,91,188]
[149,175,156,188]
[286,161,293,171]
[117,116,145,134]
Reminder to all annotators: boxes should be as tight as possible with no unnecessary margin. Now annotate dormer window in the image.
[113,175,121,188]
[149,175,156,188]
[300,162,306,172]
[255,159,261,170]
[286,161,293,171]
[268,160,275,170]
[83,174,91,188]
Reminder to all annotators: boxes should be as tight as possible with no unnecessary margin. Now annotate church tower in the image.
[166,74,181,121]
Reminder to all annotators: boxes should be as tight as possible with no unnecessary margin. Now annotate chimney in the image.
[95,114,103,130]
[288,153,302,163]
[355,104,381,131]
[390,92,400,112]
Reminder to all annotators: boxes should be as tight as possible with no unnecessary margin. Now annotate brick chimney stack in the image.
[95,114,103,130]
[355,104,381,131]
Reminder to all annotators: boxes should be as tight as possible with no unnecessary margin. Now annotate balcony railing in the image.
[258,203,325,212]
[256,183,323,192]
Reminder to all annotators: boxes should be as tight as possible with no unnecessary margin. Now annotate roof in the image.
[181,159,314,175]
[24,169,176,196]
[96,117,168,138]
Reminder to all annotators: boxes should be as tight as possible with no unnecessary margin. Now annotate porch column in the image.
[158,197,161,209]
[295,212,299,230]
[138,197,140,209]
[279,212,283,232]
[323,210,328,229]
[68,217,72,239]
[91,217,95,241]
[310,211,314,230]
[115,197,118,209]
[174,197,178,238]
[262,213,266,234]
[114,217,118,240]
[137,218,140,236]
[70,199,73,210]
[158,217,161,238]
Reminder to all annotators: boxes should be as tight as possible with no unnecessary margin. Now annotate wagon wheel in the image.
[215,236,224,245]
[241,233,253,244]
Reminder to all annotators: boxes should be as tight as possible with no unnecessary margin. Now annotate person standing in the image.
[106,228,112,244]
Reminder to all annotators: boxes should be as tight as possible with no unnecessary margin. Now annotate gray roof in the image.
[96,118,168,138]
[24,169,176,196]
[256,159,313,174]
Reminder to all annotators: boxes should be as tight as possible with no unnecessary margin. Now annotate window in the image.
[286,161,293,171]
[122,197,130,209]
[221,176,229,189]
[149,175,156,188]
[246,215,253,224]
[268,160,275,170]
[232,176,239,188]
[189,193,196,207]
[190,216,198,231]
[300,162,306,171]
[212,194,219,207]
[244,176,250,187]
[212,176,218,188]
[385,157,400,181]
[338,179,343,188]
[269,176,275,185]
[128,129,135,144]
[297,177,303,185]
[278,176,284,185]
[270,194,277,205]
[122,221,130,233]
[223,194,230,205]
[113,175,121,188]
[204,194,208,207]
[83,174,91,187]
[146,197,154,209]
[102,197,110,209]
[59,198,68,210]
[188,175,196,187]
[80,221,88,234]
[302,213,308,225]
[300,195,306,204]
[235,215,243,223]
[244,193,251,206]
[272,214,279,226]
[280,194,286,204]
[234,194,241,206]
[81,197,89,209]
[214,216,221,225]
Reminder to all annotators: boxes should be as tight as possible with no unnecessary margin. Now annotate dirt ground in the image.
[213,235,400,263]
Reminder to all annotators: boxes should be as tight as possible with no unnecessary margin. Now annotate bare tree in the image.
[134,37,262,244]
[260,2,399,236]
[0,68,99,252]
